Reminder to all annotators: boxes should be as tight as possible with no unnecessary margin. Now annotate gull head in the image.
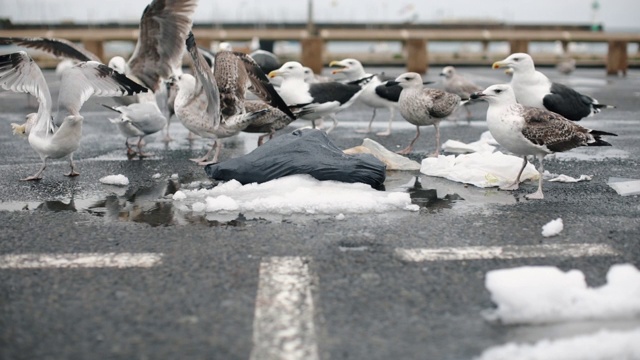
[175,74,196,94]
[303,67,316,83]
[470,84,517,105]
[268,61,305,80]
[108,56,127,74]
[329,58,364,76]
[439,66,456,79]
[386,72,432,89]
[492,53,535,73]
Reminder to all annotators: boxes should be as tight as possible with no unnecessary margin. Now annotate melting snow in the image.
[172,174,419,215]
[542,218,564,237]
[99,174,129,186]
[475,327,640,360]
[483,264,640,325]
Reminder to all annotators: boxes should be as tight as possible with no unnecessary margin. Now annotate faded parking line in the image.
[250,257,319,360]
[0,253,163,269]
[395,243,619,262]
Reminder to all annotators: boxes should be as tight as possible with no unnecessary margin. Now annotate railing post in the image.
[405,39,428,74]
[508,39,529,54]
[607,40,628,76]
[301,37,324,74]
[82,40,105,63]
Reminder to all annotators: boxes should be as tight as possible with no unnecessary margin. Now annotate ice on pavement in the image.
[421,151,539,188]
[607,177,640,196]
[542,218,564,237]
[483,264,640,325]
[99,174,130,186]
[344,138,421,170]
[441,131,498,154]
[475,327,640,360]
[546,173,593,183]
[173,174,420,215]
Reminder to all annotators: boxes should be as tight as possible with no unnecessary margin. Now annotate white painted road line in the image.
[395,243,619,262]
[0,253,163,269]
[250,257,319,360]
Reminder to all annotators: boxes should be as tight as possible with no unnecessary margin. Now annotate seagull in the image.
[439,66,483,124]
[556,57,577,75]
[0,51,148,180]
[102,102,166,157]
[173,33,273,165]
[268,61,369,133]
[249,49,281,75]
[385,72,460,157]
[330,58,401,136]
[242,100,313,146]
[471,84,617,199]
[492,53,613,121]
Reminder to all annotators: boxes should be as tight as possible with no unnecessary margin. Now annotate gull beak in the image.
[470,91,485,100]
[329,60,346,74]
[423,81,434,85]
[268,70,279,78]
[492,60,508,69]
[439,72,445,76]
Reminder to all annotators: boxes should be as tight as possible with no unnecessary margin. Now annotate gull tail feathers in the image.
[587,129,617,147]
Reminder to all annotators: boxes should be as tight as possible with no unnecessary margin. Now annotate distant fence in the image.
[0,23,638,75]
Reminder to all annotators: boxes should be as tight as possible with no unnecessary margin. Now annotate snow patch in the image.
[542,218,564,237]
[152,173,162,179]
[172,174,419,215]
[483,264,640,325]
[99,174,129,186]
[172,191,187,201]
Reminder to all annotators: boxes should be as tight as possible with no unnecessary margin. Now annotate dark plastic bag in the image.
[205,129,386,188]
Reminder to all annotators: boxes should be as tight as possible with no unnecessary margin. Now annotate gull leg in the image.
[501,156,527,191]
[526,156,545,200]
[125,138,137,158]
[376,107,394,136]
[197,141,223,166]
[356,108,376,134]
[162,116,173,142]
[326,114,338,133]
[21,158,47,181]
[187,131,197,141]
[397,126,421,155]
[137,136,153,158]
[64,153,80,177]
[430,122,441,157]
[191,140,217,164]
[465,105,472,125]
[257,129,275,146]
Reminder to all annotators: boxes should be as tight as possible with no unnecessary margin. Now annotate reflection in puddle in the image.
[1,180,246,227]
[405,176,464,211]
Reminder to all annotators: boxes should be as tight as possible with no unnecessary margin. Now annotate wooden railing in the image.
[1,27,638,75]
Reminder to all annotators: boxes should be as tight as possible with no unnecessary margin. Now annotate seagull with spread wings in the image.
[0,51,148,180]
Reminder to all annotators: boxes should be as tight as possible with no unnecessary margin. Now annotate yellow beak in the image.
[268,70,279,78]
[492,61,508,69]
[329,60,345,74]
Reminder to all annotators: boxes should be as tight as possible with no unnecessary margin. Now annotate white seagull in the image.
[492,53,613,121]
[268,61,369,133]
[330,58,401,136]
[471,84,617,199]
[0,51,148,180]
[386,72,461,157]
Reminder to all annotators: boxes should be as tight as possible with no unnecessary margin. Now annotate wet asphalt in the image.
[1,66,639,360]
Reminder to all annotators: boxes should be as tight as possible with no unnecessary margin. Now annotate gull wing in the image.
[185,32,221,128]
[0,36,100,62]
[127,0,197,92]
[0,51,53,131]
[235,52,296,119]
[58,61,149,115]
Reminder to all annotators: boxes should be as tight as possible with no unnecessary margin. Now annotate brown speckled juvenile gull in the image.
[174,33,271,165]
[386,72,460,157]
[439,66,482,123]
[242,100,311,146]
[471,84,617,200]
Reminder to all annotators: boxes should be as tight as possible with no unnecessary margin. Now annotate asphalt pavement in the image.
[1,66,639,360]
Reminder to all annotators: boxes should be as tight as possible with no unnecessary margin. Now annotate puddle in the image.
[0,180,245,227]
[0,171,518,226]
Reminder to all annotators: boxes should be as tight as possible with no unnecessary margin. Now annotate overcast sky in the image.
[1,0,638,31]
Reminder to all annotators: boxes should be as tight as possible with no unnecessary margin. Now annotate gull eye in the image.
[405,77,411,81]
[513,58,520,62]
[495,89,503,94]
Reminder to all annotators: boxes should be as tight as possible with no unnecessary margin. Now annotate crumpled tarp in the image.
[205,129,386,188]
